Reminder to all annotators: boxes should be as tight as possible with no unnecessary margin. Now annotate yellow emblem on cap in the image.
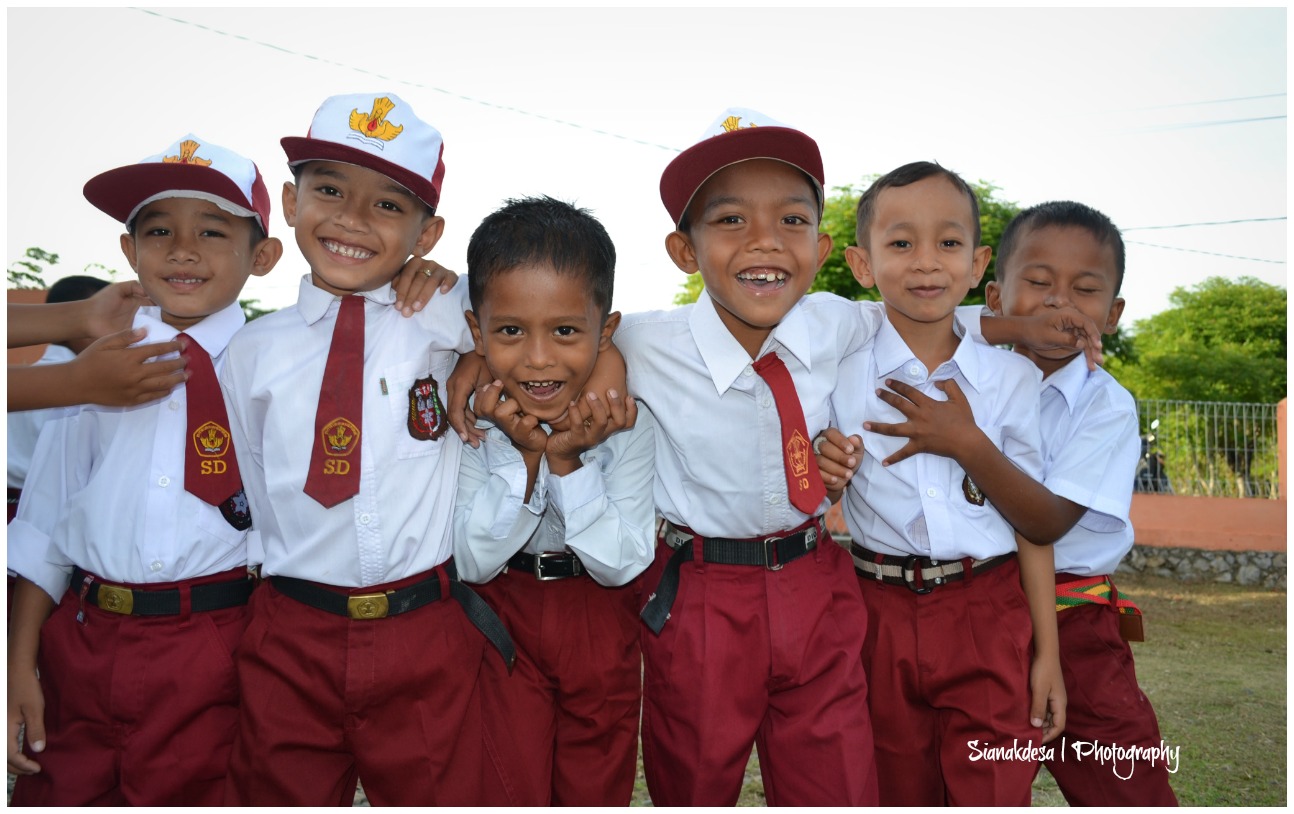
[721,115,758,133]
[349,97,404,142]
[322,418,361,456]
[193,421,231,458]
[163,139,213,166]
[788,429,810,477]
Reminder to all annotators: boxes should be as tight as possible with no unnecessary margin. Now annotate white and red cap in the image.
[83,134,271,234]
[281,92,446,212]
[660,107,824,228]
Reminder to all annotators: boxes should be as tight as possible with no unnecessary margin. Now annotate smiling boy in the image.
[454,196,655,805]
[7,135,281,805]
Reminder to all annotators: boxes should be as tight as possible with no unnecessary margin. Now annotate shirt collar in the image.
[687,290,813,395]
[1041,354,1090,414]
[296,274,396,326]
[872,311,982,393]
[131,300,247,358]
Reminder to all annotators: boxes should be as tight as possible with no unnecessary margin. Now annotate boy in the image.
[218,92,511,806]
[987,201,1178,805]
[617,108,882,806]
[6,134,283,805]
[824,161,1064,806]
[454,196,656,805]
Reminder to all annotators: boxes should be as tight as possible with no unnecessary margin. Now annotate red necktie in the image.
[304,295,364,508]
[180,334,242,505]
[752,353,827,515]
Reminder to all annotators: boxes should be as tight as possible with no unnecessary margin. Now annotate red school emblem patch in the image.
[408,374,448,441]
[193,421,231,458]
[321,418,361,456]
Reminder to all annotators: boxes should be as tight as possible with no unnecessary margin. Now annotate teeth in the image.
[323,240,374,259]
[168,277,202,284]
[738,271,787,282]
[523,381,557,388]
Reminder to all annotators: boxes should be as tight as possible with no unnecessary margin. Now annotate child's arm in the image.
[472,380,550,501]
[445,353,490,447]
[866,378,1085,544]
[813,427,862,504]
[981,309,1104,371]
[10,329,187,411]
[7,577,56,775]
[8,281,151,348]
[390,257,459,317]
[1016,534,1066,744]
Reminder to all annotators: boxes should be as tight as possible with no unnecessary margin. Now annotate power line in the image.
[1123,217,1286,231]
[1114,93,1286,113]
[1126,240,1284,264]
[1123,115,1286,133]
[134,9,682,154]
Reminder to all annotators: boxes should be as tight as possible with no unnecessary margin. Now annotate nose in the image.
[168,231,198,263]
[912,242,940,273]
[746,217,782,252]
[335,196,369,232]
[523,335,554,369]
[1044,292,1071,308]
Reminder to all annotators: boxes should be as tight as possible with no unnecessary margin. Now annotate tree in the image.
[8,247,59,289]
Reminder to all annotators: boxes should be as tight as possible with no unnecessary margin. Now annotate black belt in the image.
[70,566,253,616]
[507,550,586,580]
[7,488,20,505]
[640,518,822,635]
[270,560,515,671]
[849,542,1013,594]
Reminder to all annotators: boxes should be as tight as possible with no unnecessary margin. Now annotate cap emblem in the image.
[720,115,759,133]
[348,96,404,145]
[163,139,212,167]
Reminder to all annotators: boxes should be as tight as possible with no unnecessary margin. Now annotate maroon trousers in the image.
[474,568,641,806]
[858,558,1039,806]
[640,538,878,806]
[10,570,249,806]
[1044,595,1179,805]
[223,571,490,806]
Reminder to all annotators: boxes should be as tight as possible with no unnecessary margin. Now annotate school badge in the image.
[962,474,986,506]
[220,488,252,531]
[322,418,361,456]
[349,96,404,146]
[407,374,448,441]
[787,429,812,491]
[163,139,213,166]
[720,114,758,133]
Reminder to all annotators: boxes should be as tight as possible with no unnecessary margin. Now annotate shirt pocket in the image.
[383,356,455,460]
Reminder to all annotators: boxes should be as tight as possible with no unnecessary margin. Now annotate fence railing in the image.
[1135,399,1281,499]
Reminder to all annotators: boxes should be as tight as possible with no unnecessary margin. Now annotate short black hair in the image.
[855,161,980,248]
[996,200,1126,295]
[46,275,109,304]
[467,196,615,317]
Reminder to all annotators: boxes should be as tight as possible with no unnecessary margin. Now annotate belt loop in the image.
[692,535,705,574]
[435,565,452,602]
[960,556,975,587]
[178,583,193,627]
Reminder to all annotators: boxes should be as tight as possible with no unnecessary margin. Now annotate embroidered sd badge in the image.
[408,374,448,441]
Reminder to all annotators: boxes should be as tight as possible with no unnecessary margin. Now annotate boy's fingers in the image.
[621,393,638,429]
[874,388,917,417]
[882,378,927,404]
[862,419,905,439]
[880,440,919,467]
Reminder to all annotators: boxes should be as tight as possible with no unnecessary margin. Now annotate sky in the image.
[6,6,1287,329]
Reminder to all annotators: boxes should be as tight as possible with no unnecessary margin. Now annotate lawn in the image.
[630,571,1287,806]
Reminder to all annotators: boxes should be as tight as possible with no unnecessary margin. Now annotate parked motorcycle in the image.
[1134,419,1173,494]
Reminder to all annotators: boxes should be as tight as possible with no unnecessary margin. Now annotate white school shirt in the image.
[220,275,473,588]
[8,303,250,603]
[833,313,1045,560]
[453,404,657,586]
[8,344,76,489]
[615,291,885,540]
[1038,356,1141,577]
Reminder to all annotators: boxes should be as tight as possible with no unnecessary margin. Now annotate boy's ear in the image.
[816,232,833,269]
[598,310,621,351]
[844,246,875,289]
[664,231,699,275]
[119,233,140,272]
[1104,296,1126,335]
[984,280,1005,316]
[250,237,285,278]
[282,182,299,228]
[464,309,486,356]
[415,215,446,257]
[970,245,992,287]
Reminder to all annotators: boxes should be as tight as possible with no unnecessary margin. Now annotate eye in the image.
[1075,287,1101,296]
[715,214,744,225]
[554,326,578,337]
[316,185,341,197]
[890,240,911,249]
[201,229,228,239]
[498,325,522,337]
[782,214,809,226]
[940,239,961,248]
[1024,278,1048,287]
[377,200,403,213]
[145,227,171,237]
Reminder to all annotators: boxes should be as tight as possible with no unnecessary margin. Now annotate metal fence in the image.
[1135,399,1282,499]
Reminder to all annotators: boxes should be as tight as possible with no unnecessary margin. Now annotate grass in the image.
[631,571,1287,806]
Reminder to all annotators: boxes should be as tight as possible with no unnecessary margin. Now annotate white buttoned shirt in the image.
[8,303,250,602]
[220,276,473,588]
[8,344,76,490]
[615,291,885,539]
[1038,356,1141,576]
[453,404,657,587]
[833,313,1045,561]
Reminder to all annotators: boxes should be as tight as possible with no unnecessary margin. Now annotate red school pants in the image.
[858,557,1039,806]
[1043,576,1179,805]
[640,537,878,806]
[474,568,642,806]
[222,571,489,806]
[9,569,250,806]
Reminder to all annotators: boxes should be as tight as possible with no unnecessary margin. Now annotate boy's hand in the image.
[7,664,45,775]
[814,428,861,503]
[446,353,490,448]
[864,379,977,466]
[392,258,458,317]
[1029,649,1067,744]
[473,380,548,457]
[81,281,154,339]
[546,390,637,470]
[73,329,188,407]
[1022,308,1105,371]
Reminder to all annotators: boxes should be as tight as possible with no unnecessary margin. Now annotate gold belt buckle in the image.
[347,592,390,620]
[97,584,135,615]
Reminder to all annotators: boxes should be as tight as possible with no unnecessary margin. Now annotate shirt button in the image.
[926,487,937,497]
[150,561,163,572]
[168,401,180,411]
[762,397,773,408]
[158,476,171,487]
[359,513,372,525]
[769,495,782,505]
[742,367,754,377]
[908,365,921,376]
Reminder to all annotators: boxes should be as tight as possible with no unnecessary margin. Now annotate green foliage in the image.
[673,273,704,306]
[8,247,58,289]
[239,298,275,322]
[1111,277,1287,403]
